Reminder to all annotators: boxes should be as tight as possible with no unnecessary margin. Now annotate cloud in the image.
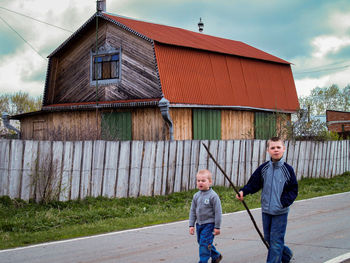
[1,0,350,100]
[0,47,47,96]
[312,36,350,58]
[0,0,95,97]
[290,7,350,96]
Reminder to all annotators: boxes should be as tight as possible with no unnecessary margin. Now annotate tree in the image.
[298,84,350,116]
[291,84,350,140]
[0,91,42,137]
[0,91,42,115]
[0,95,10,114]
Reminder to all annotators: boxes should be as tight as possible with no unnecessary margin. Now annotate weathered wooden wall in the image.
[19,111,101,141]
[0,139,349,202]
[18,109,290,141]
[132,108,168,140]
[221,110,254,139]
[170,108,192,140]
[45,20,162,106]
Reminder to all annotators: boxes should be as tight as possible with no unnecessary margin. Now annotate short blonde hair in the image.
[196,169,212,181]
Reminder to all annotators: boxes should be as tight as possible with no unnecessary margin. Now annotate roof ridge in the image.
[103,13,290,64]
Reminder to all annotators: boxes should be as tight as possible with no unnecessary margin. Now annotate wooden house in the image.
[326,110,350,138]
[12,8,299,141]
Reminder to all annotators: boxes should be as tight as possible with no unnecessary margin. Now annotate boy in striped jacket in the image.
[236,137,298,263]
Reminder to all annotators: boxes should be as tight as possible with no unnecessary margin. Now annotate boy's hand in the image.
[189,226,195,235]
[213,228,220,236]
[236,191,244,201]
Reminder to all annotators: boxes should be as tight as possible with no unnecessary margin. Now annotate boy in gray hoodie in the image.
[189,169,223,263]
[236,137,298,263]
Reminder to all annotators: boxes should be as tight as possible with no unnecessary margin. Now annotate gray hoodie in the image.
[189,188,222,229]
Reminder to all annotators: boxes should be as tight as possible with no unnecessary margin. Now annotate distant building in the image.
[326,110,350,138]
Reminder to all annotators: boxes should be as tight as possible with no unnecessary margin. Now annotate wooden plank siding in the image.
[19,111,101,141]
[221,110,254,139]
[132,108,168,140]
[19,109,291,141]
[170,108,192,140]
[1,139,349,201]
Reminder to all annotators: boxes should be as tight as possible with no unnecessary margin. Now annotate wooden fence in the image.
[0,139,349,202]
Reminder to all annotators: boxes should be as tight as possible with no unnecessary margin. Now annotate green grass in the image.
[1,172,349,250]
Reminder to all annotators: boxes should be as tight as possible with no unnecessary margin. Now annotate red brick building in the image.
[326,110,350,138]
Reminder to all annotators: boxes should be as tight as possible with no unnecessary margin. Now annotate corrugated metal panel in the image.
[255,112,276,139]
[193,109,221,140]
[103,13,290,65]
[154,44,299,112]
[101,112,132,140]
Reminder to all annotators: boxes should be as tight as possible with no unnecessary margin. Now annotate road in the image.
[1,192,350,263]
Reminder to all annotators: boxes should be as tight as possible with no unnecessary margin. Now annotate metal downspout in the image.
[159,97,174,140]
[2,112,20,138]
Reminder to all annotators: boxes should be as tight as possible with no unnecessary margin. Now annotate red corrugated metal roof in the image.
[103,13,299,112]
[103,13,290,65]
[154,44,299,111]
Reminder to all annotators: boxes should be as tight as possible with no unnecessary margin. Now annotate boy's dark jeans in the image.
[196,223,221,263]
[262,212,293,263]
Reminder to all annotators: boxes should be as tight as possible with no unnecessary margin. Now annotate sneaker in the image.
[212,254,223,263]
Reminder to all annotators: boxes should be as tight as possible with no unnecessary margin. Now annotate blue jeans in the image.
[196,223,221,263]
[262,212,293,263]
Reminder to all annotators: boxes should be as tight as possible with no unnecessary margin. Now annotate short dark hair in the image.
[267,136,284,148]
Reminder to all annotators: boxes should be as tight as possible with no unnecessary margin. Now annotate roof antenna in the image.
[198,17,204,32]
[97,0,106,13]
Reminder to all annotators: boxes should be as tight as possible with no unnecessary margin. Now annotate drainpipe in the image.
[159,97,174,140]
[2,112,20,138]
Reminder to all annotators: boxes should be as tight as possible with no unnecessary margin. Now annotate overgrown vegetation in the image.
[294,84,350,140]
[0,172,349,250]
[0,91,42,137]
[31,156,61,204]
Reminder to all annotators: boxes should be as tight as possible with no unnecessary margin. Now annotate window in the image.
[93,53,120,80]
[90,44,121,86]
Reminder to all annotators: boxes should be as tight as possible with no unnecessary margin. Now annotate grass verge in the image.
[1,172,349,250]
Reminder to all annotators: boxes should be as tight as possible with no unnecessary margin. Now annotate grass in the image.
[0,172,349,250]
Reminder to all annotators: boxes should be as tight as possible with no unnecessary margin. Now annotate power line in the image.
[0,6,73,33]
[293,59,348,70]
[0,15,46,60]
[293,64,350,74]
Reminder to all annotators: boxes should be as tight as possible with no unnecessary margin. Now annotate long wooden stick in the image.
[202,143,269,249]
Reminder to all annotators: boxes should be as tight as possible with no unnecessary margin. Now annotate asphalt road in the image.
[1,192,350,263]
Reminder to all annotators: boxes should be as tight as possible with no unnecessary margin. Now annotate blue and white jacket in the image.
[240,158,298,215]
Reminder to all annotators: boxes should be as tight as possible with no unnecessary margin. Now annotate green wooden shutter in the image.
[193,109,221,140]
[101,112,132,140]
[254,112,276,139]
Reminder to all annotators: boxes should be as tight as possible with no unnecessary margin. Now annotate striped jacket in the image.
[240,159,298,215]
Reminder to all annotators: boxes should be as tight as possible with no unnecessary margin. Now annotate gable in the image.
[44,19,162,106]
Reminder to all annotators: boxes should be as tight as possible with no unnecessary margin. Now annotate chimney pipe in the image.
[97,0,106,13]
[198,17,204,32]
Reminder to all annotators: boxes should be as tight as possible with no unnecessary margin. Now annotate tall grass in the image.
[0,172,349,250]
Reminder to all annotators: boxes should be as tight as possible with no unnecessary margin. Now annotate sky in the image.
[0,0,350,99]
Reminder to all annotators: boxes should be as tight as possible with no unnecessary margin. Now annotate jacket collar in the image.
[270,157,284,167]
